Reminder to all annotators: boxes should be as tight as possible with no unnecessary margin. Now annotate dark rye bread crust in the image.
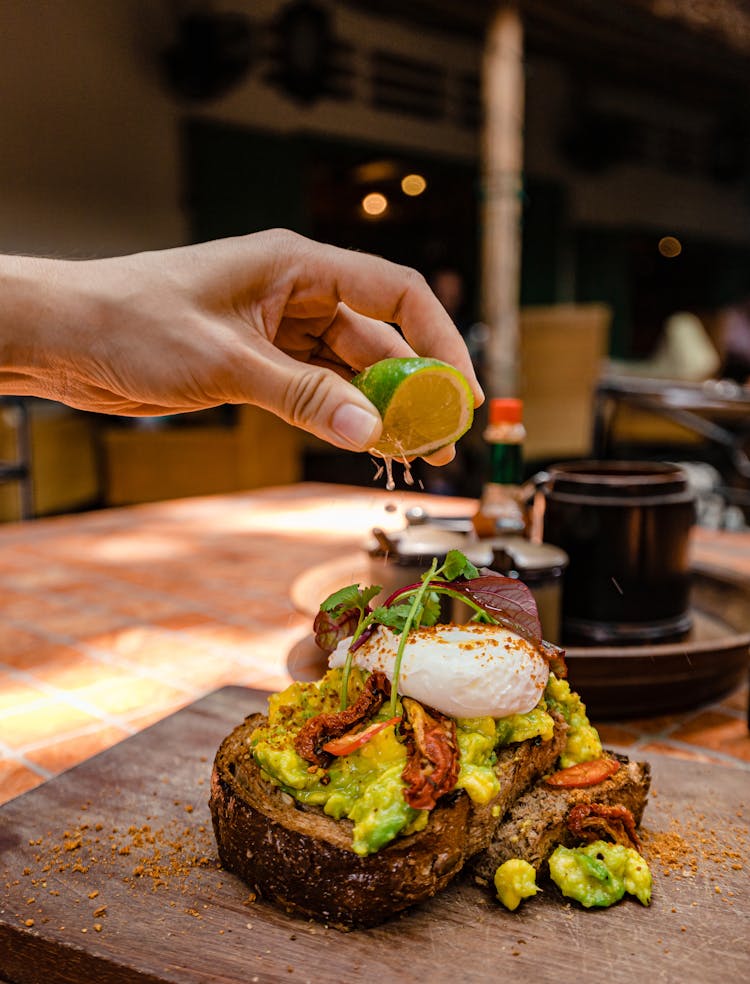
[210,712,567,930]
[471,752,651,882]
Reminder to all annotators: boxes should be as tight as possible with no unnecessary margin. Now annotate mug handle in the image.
[526,470,552,544]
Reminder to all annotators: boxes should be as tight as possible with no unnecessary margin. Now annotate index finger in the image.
[294,236,484,406]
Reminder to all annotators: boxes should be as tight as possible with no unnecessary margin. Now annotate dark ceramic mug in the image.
[541,461,696,646]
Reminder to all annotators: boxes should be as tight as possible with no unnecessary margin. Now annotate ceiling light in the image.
[658,236,682,258]
[362,192,388,216]
[401,173,427,196]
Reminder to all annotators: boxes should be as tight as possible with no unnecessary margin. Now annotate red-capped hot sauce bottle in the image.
[473,397,528,538]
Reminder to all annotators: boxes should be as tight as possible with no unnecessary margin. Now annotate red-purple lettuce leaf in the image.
[449,575,542,641]
[313,606,361,654]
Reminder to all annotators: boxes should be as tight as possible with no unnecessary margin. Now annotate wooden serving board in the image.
[1,687,748,984]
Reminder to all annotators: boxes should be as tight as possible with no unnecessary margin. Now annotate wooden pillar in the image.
[480,2,525,398]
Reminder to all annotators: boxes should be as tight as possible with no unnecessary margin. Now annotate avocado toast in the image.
[210,551,650,928]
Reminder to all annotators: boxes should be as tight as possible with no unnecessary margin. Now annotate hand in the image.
[1,230,483,463]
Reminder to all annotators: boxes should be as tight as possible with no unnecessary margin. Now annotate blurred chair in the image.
[0,400,101,521]
[519,303,611,462]
[0,397,33,519]
[101,405,301,506]
[600,310,729,451]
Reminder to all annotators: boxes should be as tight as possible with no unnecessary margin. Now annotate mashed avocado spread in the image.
[544,675,602,768]
[548,840,652,907]
[250,668,599,856]
[494,858,539,910]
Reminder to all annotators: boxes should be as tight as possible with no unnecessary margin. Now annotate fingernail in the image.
[331,403,381,449]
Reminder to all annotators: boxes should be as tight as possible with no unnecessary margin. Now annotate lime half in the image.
[351,357,474,457]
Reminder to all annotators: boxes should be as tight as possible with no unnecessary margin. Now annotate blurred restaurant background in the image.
[2,0,750,519]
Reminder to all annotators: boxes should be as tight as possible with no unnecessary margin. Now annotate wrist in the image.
[0,254,87,396]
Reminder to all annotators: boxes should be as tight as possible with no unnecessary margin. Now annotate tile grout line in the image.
[628,734,750,772]
[10,716,131,757]
[0,739,53,780]
[0,613,206,699]
[0,553,306,641]
[0,560,298,618]
[0,536,311,618]
[0,662,140,737]
[599,689,750,744]
[0,605,298,693]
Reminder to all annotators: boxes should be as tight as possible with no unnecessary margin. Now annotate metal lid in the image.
[489,534,568,574]
[365,525,494,568]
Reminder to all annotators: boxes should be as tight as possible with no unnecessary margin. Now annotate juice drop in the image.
[370,446,412,491]
[383,456,395,491]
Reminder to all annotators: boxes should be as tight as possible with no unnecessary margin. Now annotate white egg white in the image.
[328,622,549,719]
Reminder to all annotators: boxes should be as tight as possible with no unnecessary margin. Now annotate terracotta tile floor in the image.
[1,484,748,806]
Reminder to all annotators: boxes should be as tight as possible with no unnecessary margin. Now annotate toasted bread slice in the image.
[210,712,567,930]
[471,752,651,882]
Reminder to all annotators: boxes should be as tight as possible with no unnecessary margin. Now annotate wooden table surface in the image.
[0,482,748,814]
[1,686,748,984]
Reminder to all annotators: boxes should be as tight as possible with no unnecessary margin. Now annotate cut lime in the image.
[351,357,474,457]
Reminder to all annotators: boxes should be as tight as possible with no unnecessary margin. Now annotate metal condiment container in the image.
[488,535,569,644]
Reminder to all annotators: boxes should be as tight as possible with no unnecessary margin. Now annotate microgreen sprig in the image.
[387,558,438,715]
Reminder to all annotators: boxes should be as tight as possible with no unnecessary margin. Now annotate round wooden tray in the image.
[289,556,750,719]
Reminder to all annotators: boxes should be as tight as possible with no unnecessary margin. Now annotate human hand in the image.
[1,230,483,464]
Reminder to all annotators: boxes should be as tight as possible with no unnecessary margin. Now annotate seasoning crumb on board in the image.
[642,801,748,897]
[5,803,224,934]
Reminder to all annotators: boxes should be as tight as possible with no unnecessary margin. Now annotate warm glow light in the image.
[401,173,427,196]
[362,192,388,216]
[658,236,682,258]
[353,160,399,184]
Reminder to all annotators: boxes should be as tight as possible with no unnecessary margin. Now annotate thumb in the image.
[253,356,383,451]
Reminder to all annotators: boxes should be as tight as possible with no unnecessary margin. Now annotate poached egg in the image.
[328,622,549,719]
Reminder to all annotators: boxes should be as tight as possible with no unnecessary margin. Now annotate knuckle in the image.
[399,265,428,293]
[263,228,304,252]
[392,266,429,322]
[283,369,331,426]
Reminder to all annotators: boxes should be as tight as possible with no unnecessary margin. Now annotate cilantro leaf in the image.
[420,590,442,626]
[371,604,413,632]
[440,549,480,582]
[320,583,381,617]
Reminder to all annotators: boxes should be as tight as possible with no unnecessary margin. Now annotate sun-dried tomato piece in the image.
[545,757,620,789]
[294,671,390,766]
[400,697,460,811]
[567,802,641,850]
[540,639,568,679]
[322,716,401,756]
